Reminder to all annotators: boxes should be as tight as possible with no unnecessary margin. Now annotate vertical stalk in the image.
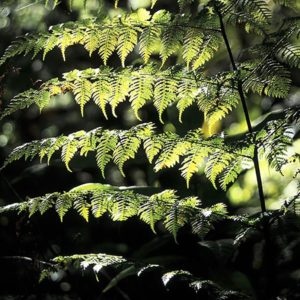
[216,9,266,213]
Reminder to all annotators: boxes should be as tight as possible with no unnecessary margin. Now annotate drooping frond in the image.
[276,44,300,68]
[0,89,51,120]
[255,110,298,174]
[241,59,291,98]
[196,73,240,129]
[129,65,155,120]
[205,147,253,190]
[190,203,228,237]
[222,0,272,34]
[0,184,225,239]
[2,121,259,189]
[163,196,199,242]
[1,123,155,176]
[160,14,186,65]
[113,123,154,175]
[1,66,239,125]
[39,251,248,298]
[146,129,254,189]
[0,8,222,68]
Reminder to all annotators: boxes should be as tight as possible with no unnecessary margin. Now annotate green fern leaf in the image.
[143,135,165,164]
[129,66,155,120]
[176,76,198,122]
[180,145,213,188]
[117,21,139,67]
[277,44,300,68]
[113,123,154,175]
[92,69,113,119]
[0,36,33,66]
[91,192,111,218]
[96,130,118,178]
[73,79,93,116]
[139,190,176,232]
[219,157,253,190]
[110,69,131,117]
[154,133,191,171]
[242,59,291,98]
[98,27,118,65]
[45,136,68,164]
[205,151,236,189]
[42,34,60,59]
[79,128,98,157]
[55,193,73,222]
[160,16,184,65]
[139,23,161,63]
[1,140,41,170]
[256,119,295,173]
[192,34,221,69]
[61,131,85,172]
[183,28,204,69]
[164,196,199,242]
[154,71,178,123]
[83,29,101,56]
[28,197,42,217]
[73,195,90,222]
[0,89,51,121]
[38,193,57,215]
[110,191,141,221]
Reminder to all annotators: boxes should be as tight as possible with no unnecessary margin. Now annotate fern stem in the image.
[216,9,266,213]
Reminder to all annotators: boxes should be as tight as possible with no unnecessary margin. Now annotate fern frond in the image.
[160,15,185,65]
[0,184,223,239]
[129,66,155,120]
[55,193,73,222]
[61,131,86,171]
[176,76,198,123]
[73,195,90,222]
[2,66,238,125]
[54,253,128,274]
[0,9,221,68]
[255,118,295,173]
[191,203,227,237]
[180,145,213,188]
[73,78,93,116]
[139,10,165,62]
[110,68,131,117]
[113,124,153,176]
[96,130,118,178]
[92,69,112,119]
[182,27,204,69]
[242,59,291,98]
[117,24,139,67]
[0,89,51,120]
[153,133,191,171]
[164,196,199,242]
[224,0,271,34]
[1,123,155,175]
[198,83,239,129]
[276,44,300,68]
[205,151,235,189]
[153,70,179,123]
[110,190,142,221]
[139,190,176,232]
[192,34,222,70]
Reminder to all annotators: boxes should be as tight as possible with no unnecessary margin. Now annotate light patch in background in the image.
[129,0,151,10]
